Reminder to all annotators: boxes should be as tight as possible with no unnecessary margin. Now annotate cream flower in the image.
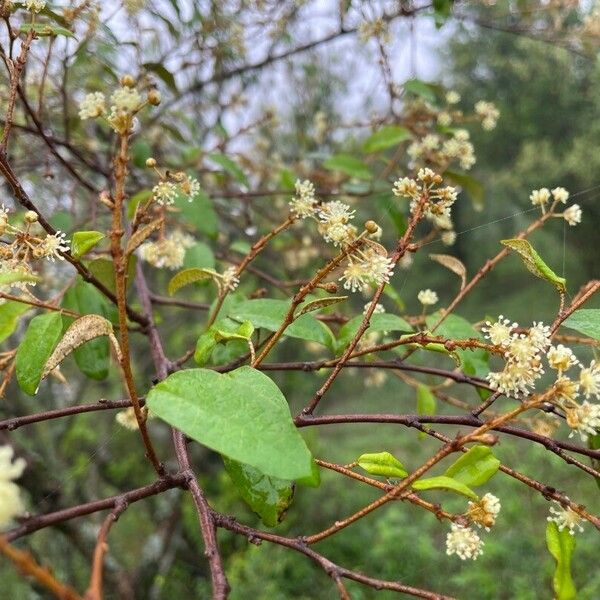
[417,289,438,306]
[0,445,26,530]
[79,92,106,120]
[563,204,582,226]
[482,316,516,346]
[548,501,584,535]
[446,524,483,560]
[551,187,569,204]
[530,188,551,206]
[289,179,317,218]
[547,344,578,372]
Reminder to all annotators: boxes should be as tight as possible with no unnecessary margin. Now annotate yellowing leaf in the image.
[429,253,466,289]
[296,296,348,317]
[125,218,164,255]
[42,315,120,379]
[167,267,217,296]
[501,239,566,292]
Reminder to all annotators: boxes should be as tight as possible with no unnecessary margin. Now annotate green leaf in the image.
[0,301,31,343]
[433,0,454,26]
[131,140,152,168]
[416,384,436,439]
[501,239,566,293]
[363,126,411,153]
[546,521,577,600]
[412,475,478,499]
[208,153,249,188]
[146,366,313,479]
[416,384,436,415]
[223,457,294,527]
[337,313,413,353]
[403,79,440,103]
[183,242,215,269]
[229,299,335,348]
[374,192,407,235]
[174,189,218,239]
[19,23,76,38]
[127,189,152,218]
[0,271,40,287]
[426,312,489,386]
[563,309,600,341]
[444,446,500,487]
[194,331,218,366]
[357,452,407,478]
[323,154,372,180]
[71,231,105,259]
[167,268,216,296]
[15,312,63,395]
[444,170,485,211]
[297,459,321,488]
[143,62,178,91]
[62,279,110,380]
[87,258,136,294]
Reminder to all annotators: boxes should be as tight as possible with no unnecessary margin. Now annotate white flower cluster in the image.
[289,179,317,218]
[0,207,71,299]
[484,315,600,441]
[484,317,550,398]
[286,178,394,294]
[407,130,476,171]
[417,288,438,306]
[25,0,46,12]
[138,230,195,270]
[474,101,500,130]
[393,169,458,242]
[446,493,501,560]
[529,186,581,225]
[445,523,484,560]
[547,500,584,535]
[79,79,151,134]
[0,445,26,530]
[340,247,394,293]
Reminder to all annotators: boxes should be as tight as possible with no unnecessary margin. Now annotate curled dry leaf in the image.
[429,253,466,290]
[363,239,388,256]
[42,315,121,379]
[125,217,164,256]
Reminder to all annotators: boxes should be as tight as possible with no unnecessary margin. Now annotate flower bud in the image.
[323,282,338,293]
[364,220,379,234]
[121,74,136,88]
[145,157,157,168]
[24,210,39,223]
[147,89,161,106]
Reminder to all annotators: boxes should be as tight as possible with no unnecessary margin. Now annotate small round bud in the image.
[145,157,157,168]
[32,246,46,259]
[147,89,161,106]
[364,220,379,234]
[24,210,39,223]
[323,282,338,293]
[121,74,136,88]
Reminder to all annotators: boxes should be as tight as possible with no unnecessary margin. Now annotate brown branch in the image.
[135,264,230,599]
[84,499,128,600]
[110,132,163,476]
[5,475,186,542]
[0,535,83,600]
[213,513,453,600]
